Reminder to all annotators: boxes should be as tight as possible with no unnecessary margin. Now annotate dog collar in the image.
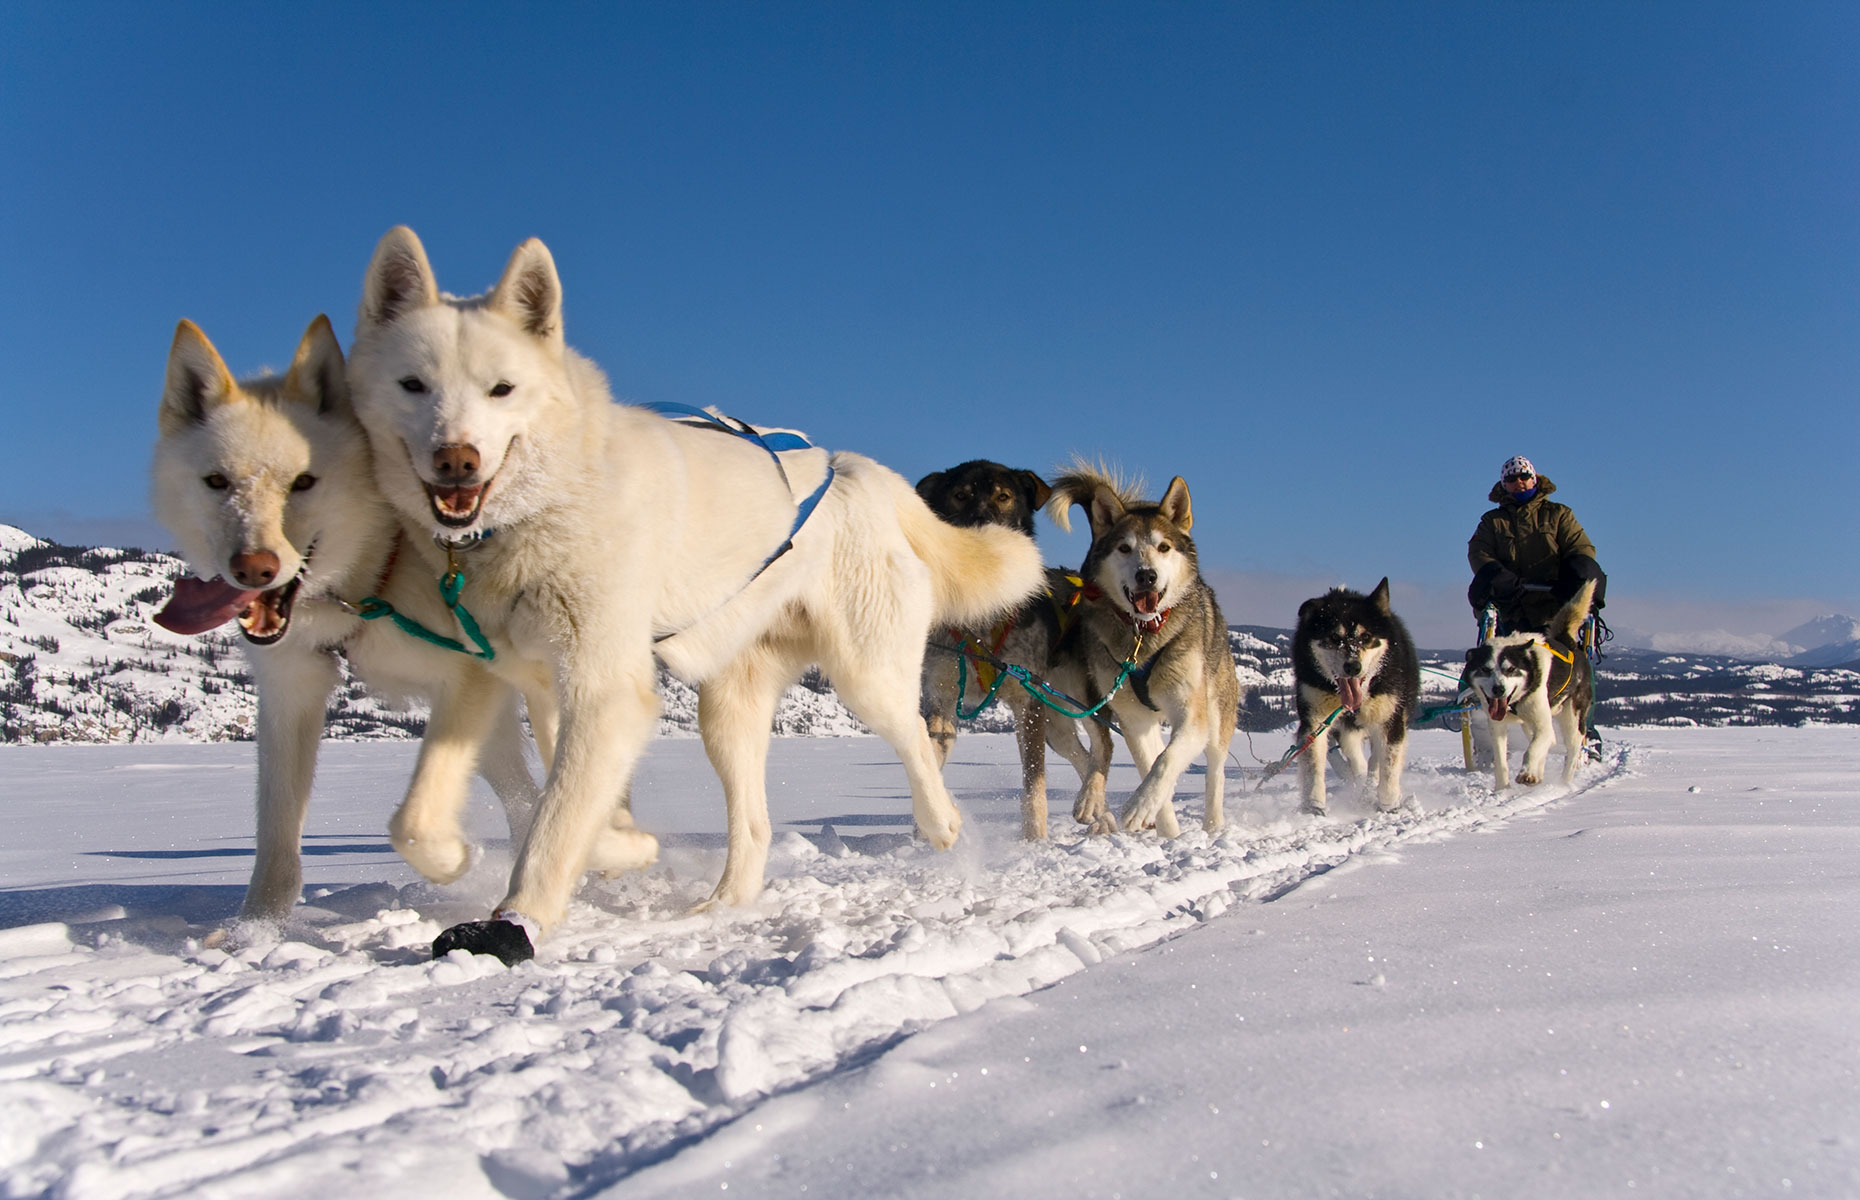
[436,527,495,553]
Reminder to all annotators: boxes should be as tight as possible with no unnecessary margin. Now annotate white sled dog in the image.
[347,227,1044,962]
[1462,580,1597,790]
[1047,465,1240,837]
[149,316,561,930]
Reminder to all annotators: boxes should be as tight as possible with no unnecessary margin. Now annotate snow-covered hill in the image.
[0,525,865,745]
[4,524,1856,743]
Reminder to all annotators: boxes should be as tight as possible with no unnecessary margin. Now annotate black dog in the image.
[916,460,1091,839]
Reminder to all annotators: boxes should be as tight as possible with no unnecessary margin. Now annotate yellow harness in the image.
[952,575,1086,694]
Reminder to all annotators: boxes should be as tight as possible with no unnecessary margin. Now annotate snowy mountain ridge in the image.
[0,525,862,745]
[3,524,1856,744]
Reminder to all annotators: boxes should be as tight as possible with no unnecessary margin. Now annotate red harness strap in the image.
[370,532,404,598]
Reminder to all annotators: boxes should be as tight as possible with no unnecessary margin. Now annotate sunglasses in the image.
[1504,474,1535,483]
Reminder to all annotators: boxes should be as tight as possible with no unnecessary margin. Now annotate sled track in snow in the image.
[0,741,1636,1200]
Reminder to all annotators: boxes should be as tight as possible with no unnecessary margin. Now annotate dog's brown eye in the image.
[291,474,317,492]
[952,487,971,503]
[203,474,229,490]
[489,381,514,398]
[399,376,427,394]
[1117,543,1133,554]
[1156,542,1172,554]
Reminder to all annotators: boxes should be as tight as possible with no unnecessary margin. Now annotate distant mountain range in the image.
[1637,612,1860,668]
[2,525,1855,745]
[1776,614,1860,667]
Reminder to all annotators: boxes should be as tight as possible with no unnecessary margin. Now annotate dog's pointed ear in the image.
[488,237,564,348]
[1463,647,1479,665]
[1159,476,1192,531]
[1019,470,1052,510]
[1370,577,1392,615]
[284,315,349,416]
[1298,596,1321,625]
[360,226,439,330]
[1086,483,1127,539]
[915,470,947,508]
[160,320,238,435]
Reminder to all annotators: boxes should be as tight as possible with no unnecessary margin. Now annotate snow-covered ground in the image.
[2,727,1856,1198]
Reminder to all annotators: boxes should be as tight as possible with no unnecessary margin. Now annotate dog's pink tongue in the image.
[1339,676,1366,712]
[153,576,259,635]
[1487,694,1509,722]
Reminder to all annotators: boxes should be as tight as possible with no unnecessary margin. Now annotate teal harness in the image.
[356,547,497,660]
[945,625,1153,727]
[357,402,834,661]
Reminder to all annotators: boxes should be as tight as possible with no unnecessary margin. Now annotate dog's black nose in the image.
[1134,567,1157,589]
[1344,659,1362,677]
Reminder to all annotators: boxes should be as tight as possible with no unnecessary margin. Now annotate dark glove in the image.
[1560,555,1607,609]
[1469,562,1522,611]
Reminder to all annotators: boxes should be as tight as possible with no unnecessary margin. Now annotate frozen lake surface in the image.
[2,727,1856,1198]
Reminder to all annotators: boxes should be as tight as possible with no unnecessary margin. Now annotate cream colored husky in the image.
[149,317,569,930]
[346,227,1044,960]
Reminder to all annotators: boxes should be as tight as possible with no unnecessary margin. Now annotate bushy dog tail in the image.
[1044,458,1145,534]
[1551,579,1597,644]
[892,473,1045,625]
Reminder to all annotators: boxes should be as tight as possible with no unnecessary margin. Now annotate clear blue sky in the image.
[2,2,1854,647]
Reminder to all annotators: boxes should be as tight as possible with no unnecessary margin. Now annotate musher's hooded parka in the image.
[1467,474,1605,632]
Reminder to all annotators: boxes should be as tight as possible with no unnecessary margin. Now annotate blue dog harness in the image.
[636,402,836,644]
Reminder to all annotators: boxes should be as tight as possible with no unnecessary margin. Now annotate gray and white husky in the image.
[149,317,558,931]
[1291,579,1421,814]
[1047,465,1240,837]
[1462,580,1596,790]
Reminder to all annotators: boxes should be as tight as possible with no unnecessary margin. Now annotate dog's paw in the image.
[1115,800,1157,834]
[693,873,765,914]
[390,822,473,885]
[1515,770,1541,787]
[432,919,534,965]
[1300,801,1329,817]
[915,804,962,851]
[587,827,659,876]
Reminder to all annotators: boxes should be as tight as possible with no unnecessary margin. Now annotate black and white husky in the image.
[1462,580,1596,790]
[1291,579,1420,815]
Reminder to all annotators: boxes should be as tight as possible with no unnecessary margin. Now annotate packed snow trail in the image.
[2,730,1630,1198]
[616,727,1860,1200]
